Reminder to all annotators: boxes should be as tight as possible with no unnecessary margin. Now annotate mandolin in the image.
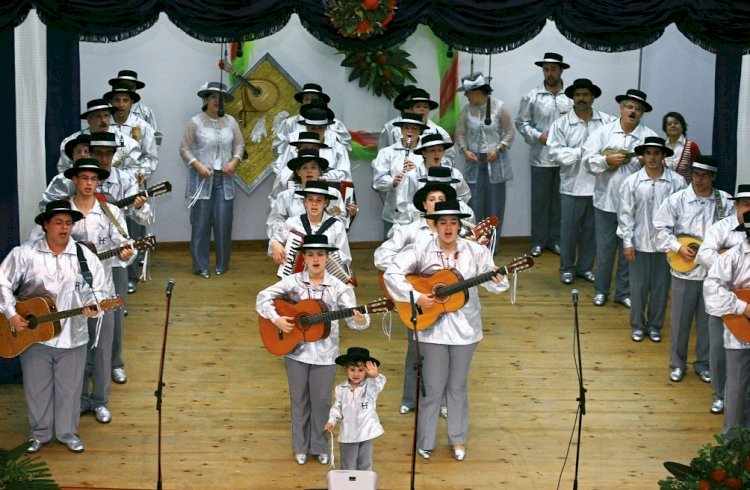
[722,289,750,343]
[0,296,123,358]
[259,298,393,356]
[666,235,727,273]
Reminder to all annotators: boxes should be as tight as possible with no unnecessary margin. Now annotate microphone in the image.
[166,279,175,298]
[571,288,579,305]
[484,96,491,126]
[218,94,225,118]
[409,290,418,326]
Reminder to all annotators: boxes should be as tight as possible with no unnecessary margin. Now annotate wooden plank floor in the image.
[0,241,721,489]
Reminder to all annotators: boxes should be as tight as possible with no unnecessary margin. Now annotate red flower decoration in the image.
[325,0,397,39]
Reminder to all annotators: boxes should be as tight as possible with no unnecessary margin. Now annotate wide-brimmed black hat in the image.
[295,180,338,199]
[534,52,570,69]
[418,165,460,184]
[80,99,117,120]
[294,83,331,104]
[103,82,141,103]
[287,148,330,172]
[734,211,750,233]
[414,133,453,154]
[424,200,471,220]
[457,72,491,93]
[299,234,338,252]
[298,107,335,126]
[404,88,438,110]
[35,200,83,226]
[290,131,329,149]
[634,136,674,157]
[89,131,122,149]
[692,155,719,173]
[731,184,750,200]
[393,85,417,110]
[564,78,601,99]
[615,89,652,113]
[108,69,145,89]
[393,112,428,131]
[63,158,111,180]
[197,82,234,102]
[413,182,457,213]
[64,134,91,159]
[335,346,380,366]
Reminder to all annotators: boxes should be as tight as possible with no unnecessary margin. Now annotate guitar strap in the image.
[100,201,130,239]
[300,214,337,237]
[713,189,725,223]
[75,242,94,290]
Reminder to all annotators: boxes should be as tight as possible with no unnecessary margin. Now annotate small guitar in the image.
[218,58,280,112]
[395,256,534,330]
[0,296,124,358]
[723,289,750,343]
[602,149,637,160]
[462,215,500,243]
[259,298,393,356]
[666,235,728,273]
[96,181,172,208]
[79,235,157,261]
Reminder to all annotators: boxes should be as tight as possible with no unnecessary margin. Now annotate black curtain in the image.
[712,49,743,195]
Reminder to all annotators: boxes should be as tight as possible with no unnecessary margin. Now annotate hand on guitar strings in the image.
[273,316,296,333]
[677,244,697,262]
[416,292,435,309]
[8,314,29,332]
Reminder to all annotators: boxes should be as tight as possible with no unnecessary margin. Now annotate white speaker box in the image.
[326,470,378,489]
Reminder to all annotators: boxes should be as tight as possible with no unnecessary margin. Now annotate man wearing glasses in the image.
[582,89,658,307]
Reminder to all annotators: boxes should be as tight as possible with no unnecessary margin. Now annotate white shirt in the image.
[379,119,457,165]
[515,83,573,167]
[110,112,159,178]
[58,128,141,175]
[266,185,344,240]
[371,143,424,223]
[272,115,351,156]
[374,218,434,271]
[703,240,750,349]
[327,374,386,443]
[270,213,352,267]
[696,214,746,271]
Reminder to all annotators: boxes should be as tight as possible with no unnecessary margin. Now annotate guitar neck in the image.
[300,305,367,326]
[435,269,503,298]
[32,305,92,326]
[97,244,128,260]
[113,190,146,208]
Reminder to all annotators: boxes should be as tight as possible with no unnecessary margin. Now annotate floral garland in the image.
[339,45,416,100]
[659,428,750,489]
[325,0,397,40]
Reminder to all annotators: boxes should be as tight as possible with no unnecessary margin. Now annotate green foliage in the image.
[339,46,417,100]
[324,0,397,40]
[0,441,59,489]
[659,427,750,490]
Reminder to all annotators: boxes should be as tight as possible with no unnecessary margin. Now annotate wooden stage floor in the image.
[0,241,721,489]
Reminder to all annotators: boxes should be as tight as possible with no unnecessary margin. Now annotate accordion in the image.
[277,230,357,286]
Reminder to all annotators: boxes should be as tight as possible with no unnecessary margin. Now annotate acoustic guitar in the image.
[78,235,157,260]
[0,296,123,358]
[96,181,172,209]
[666,235,728,273]
[259,297,393,356]
[723,289,750,343]
[394,255,534,330]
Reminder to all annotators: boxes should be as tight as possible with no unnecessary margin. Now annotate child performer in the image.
[325,347,385,470]
[256,235,370,465]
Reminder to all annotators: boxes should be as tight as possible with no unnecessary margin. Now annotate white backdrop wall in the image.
[76,15,716,243]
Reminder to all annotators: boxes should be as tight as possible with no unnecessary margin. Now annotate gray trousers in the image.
[669,277,710,372]
[20,343,86,443]
[284,357,336,455]
[559,194,595,274]
[723,349,750,440]
[417,342,477,450]
[81,313,115,411]
[190,178,233,273]
[111,266,128,369]
[530,166,561,248]
[126,218,145,282]
[339,439,374,471]
[594,208,629,301]
[401,333,446,409]
[628,251,670,333]
[709,315,727,401]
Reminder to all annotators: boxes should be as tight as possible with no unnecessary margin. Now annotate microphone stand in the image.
[155,280,175,490]
[409,291,424,490]
[571,290,586,490]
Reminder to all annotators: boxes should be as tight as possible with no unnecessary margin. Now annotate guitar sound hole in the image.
[432,283,450,304]
[24,316,38,330]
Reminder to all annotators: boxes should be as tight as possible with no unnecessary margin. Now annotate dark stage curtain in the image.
[1,1,750,53]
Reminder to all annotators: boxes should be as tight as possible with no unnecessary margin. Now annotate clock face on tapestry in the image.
[221,52,302,195]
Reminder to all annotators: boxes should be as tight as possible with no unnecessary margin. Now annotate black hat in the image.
[457,72,491,93]
[64,134,91,159]
[335,346,380,366]
[290,131,329,149]
[418,165,460,185]
[393,112,428,131]
[34,200,83,226]
[413,181,457,213]
[63,158,111,180]
[564,78,601,99]
[80,99,117,120]
[89,131,123,148]
[197,82,234,102]
[287,148,330,173]
[731,184,750,200]
[298,234,338,252]
[108,69,145,89]
[615,89,652,112]
[103,82,141,103]
[424,200,471,220]
[414,133,453,154]
[404,88,438,110]
[634,136,674,157]
[692,155,719,173]
[734,211,750,234]
[298,107,335,126]
[393,85,417,110]
[294,83,331,104]
[295,180,338,199]
[534,52,570,69]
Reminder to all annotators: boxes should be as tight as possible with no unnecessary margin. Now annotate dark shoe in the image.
[530,245,542,257]
[631,329,645,342]
[648,330,661,343]
[196,270,210,279]
[560,272,574,285]
[127,280,137,294]
[669,368,685,382]
[579,271,595,283]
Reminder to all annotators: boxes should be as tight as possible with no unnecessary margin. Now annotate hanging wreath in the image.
[340,45,416,100]
[325,0,397,40]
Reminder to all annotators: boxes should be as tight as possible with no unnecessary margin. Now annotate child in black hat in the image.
[325,347,385,471]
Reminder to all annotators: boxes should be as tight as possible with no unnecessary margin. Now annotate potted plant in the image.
[0,441,58,489]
